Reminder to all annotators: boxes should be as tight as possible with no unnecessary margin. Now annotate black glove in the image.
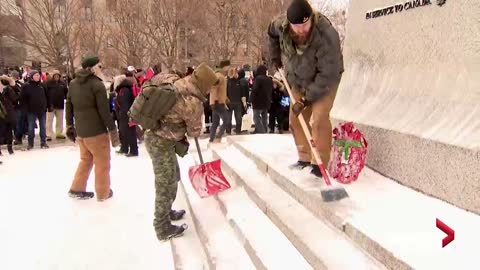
[66,126,77,142]
[292,97,311,117]
[175,137,190,157]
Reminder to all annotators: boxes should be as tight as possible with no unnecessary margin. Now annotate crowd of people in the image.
[0,61,291,164]
[1,0,343,244]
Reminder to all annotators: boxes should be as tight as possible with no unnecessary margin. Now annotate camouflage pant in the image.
[145,133,180,240]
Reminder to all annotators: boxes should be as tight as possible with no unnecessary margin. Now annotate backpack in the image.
[128,81,178,130]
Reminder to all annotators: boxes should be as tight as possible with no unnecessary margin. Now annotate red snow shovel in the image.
[188,138,231,198]
[278,69,348,202]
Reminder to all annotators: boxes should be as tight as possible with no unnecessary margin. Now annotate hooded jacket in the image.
[0,76,18,123]
[209,71,227,106]
[114,79,135,114]
[44,71,68,110]
[268,12,344,103]
[250,65,273,110]
[150,73,207,141]
[65,69,116,138]
[20,78,48,114]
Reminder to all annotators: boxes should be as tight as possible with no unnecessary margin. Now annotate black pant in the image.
[269,106,286,132]
[226,103,244,134]
[204,103,212,131]
[209,104,229,141]
[0,122,14,145]
[118,114,138,155]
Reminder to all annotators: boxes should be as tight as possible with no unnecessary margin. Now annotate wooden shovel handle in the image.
[278,69,331,186]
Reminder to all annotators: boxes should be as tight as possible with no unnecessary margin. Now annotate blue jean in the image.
[15,109,28,140]
[209,104,229,141]
[253,109,268,134]
[27,112,47,146]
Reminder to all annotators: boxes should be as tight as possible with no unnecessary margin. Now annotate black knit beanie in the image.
[81,56,100,69]
[287,0,313,24]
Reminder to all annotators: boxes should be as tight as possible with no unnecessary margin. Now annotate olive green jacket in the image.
[268,12,344,102]
[66,69,116,138]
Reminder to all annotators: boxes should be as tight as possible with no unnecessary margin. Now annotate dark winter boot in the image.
[46,136,52,142]
[126,152,139,157]
[310,165,323,178]
[7,144,14,155]
[158,223,188,242]
[13,139,22,145]
[288,160,310,170]
[0,149,2,156]
[116,149,127,155]
[41,143,49,149]
[68,190,95,200]
[26,145,33,151]
[169,209,186,221]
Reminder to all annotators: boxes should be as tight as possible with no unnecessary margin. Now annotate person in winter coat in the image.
[10,71,27,145]
[268,0,344,177]
[249,65,273,134]
[65,56,120,201]
[20,70,49,150]
[269,78,288,134]
[238,69,250,111]
[146,63,218,242]
[208,60,231,143]
[0,75,18,155]
[225,67,247,135]
[44,70,68,140]
[114,77,138,157]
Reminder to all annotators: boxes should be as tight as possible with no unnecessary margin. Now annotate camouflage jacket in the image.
[150,73,205,141]
[268,12,344,103]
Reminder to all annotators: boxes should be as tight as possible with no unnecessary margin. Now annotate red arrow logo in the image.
[436,218,455,248]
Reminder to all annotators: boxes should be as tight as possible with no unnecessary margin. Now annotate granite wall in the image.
[332,0,480,213]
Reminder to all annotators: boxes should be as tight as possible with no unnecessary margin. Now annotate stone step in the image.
[171,182,212,269]
[212,144,386,270]
[190,147,311,269]
[178,154,256,270]
[227,134,480,269]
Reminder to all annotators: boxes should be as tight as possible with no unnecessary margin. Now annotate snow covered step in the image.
[170,183,212,270]
[178,154,256,270]
[214,172,313,270]
[227,135,480,269]
[212,144,386,270]
[190,147,311,269]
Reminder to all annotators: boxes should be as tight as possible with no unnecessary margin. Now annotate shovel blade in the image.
[188,159,231,198]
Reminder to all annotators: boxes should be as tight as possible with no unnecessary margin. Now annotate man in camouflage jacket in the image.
[145,63,218,241]
[268,0,344,177]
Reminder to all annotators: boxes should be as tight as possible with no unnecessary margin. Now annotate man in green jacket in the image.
[65,56,120,201]
[268,0,344,177]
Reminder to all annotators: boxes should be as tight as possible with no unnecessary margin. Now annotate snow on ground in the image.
[0,144,175,270]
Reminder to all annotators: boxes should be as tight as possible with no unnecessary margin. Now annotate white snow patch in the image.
[0,145,177,270]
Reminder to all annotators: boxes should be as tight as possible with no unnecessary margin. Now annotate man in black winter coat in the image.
[250,65,273,134]
[114,78,138,157]
[269,78,289,134]
[45,70,68,140]
[0,75,18,155]
[20,70,49,150]
[225,68,248,134]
